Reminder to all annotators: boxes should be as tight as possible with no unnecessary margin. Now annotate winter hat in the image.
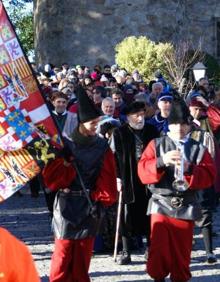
[90,72,98,80]
[168,99,193,125]
[134,92,148,103]
[76,86,102,123]
[186,91,202,104]
[123,84,134,93]
[90,71,99,81]
[100,74,109,82]
[157,91,173,102]
[123,101,146,115]
[104,65,111,70]
[189,98,207,109]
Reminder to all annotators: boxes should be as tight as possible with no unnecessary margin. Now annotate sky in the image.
[2,0,33,13]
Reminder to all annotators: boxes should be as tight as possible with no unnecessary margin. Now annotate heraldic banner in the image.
[0,2,62,201]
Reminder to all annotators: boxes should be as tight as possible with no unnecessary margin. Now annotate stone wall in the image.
[34,0,220,67]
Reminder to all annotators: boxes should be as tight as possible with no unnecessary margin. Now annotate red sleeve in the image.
[41,157,76,191]
[68,103,78,113]
[138,140,165,184]
[91,148,117,207]
[185,149,216,189]
[207,104,220,133]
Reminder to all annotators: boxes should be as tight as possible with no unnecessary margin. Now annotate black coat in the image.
[113,123,159,204]
[53,134,108,240]
[112,123,158,235]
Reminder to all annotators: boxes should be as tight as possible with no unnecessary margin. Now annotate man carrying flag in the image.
[42,86,117,282]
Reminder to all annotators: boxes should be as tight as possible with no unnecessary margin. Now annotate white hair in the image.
[102,97,115,105]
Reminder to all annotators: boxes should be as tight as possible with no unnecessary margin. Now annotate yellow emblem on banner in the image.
[22,76,38,94]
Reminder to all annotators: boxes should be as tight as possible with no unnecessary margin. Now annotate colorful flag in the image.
[0,2,62,201]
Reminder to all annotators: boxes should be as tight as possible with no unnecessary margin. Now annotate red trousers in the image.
[147,214,194,282]
[50,237,95,282]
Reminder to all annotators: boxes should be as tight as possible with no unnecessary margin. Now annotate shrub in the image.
[115,36,173,82]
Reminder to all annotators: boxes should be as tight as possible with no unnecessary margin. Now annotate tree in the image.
[160,40,204,92]
[3,0,34,56]
[8,0,33,7]
[115,36,211,93]
[115,36,173,82]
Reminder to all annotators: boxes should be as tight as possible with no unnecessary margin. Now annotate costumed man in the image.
[189,98,217,263]
[138,99,216,282]
[44,91,78,217]
[147,91,173,134]
[42,86,117,282]
[110,101,159,265]
[51,91,78,138]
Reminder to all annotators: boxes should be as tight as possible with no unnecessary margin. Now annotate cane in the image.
[113,190,122,262]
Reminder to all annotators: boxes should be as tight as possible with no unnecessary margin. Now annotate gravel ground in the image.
[0,187,220,282]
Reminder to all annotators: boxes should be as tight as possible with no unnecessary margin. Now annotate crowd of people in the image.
[3,61,220,282]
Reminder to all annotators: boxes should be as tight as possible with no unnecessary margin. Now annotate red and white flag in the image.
[0,2,62,201]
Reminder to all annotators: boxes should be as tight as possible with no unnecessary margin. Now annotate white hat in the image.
[100,75,109,82]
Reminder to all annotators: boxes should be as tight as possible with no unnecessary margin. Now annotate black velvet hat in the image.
[168,99,193,125]
[76,85,102,123]
[123,101,146,115]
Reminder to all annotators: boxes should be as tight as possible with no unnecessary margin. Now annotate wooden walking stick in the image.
[113,189,122,262]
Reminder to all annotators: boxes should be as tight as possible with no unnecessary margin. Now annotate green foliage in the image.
[3,0,33,9]
[155,42,174,79]
[115,36,173,82]
[14,11,34,55]
[5,4,34,56]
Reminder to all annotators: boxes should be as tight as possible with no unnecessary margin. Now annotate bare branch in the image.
[162,39,204,91]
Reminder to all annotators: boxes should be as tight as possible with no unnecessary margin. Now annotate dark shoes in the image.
[117,251,131,265]
[154,279,165,282]
[207,253,217,263]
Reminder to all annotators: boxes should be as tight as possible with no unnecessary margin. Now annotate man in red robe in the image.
[42,86,117,282]
[138,99,216,282]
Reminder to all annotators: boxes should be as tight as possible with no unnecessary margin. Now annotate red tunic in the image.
[138,139,216,281]
[42,148,117,207]
[138,139,216,189]
[207,104,220,134]
[42,148,117,282]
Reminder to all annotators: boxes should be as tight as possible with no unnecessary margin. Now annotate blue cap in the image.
[157,91,173,102]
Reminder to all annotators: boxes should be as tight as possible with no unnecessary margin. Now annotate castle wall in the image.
[34,0,220,66]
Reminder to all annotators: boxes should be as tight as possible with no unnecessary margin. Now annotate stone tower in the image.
[34,0,220,67]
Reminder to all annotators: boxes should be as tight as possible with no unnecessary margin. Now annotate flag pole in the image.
[113,190,122,262]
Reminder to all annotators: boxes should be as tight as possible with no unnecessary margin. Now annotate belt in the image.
[152,193,195,209]
[60,189,90,196]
